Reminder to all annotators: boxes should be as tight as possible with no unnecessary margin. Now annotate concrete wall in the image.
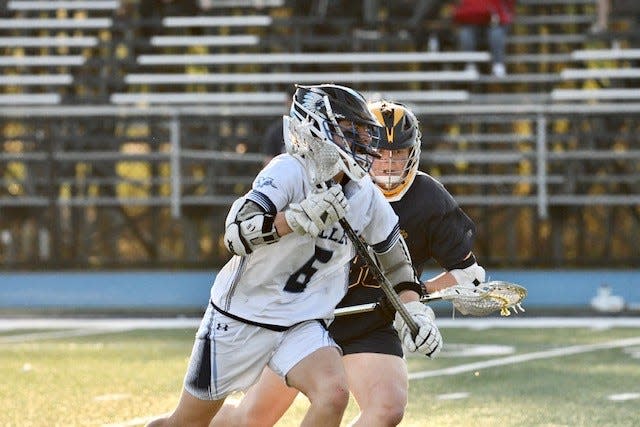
[1,269,638,311]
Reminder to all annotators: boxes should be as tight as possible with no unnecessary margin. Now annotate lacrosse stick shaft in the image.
[334,294,445,317]
[338,218,419,336]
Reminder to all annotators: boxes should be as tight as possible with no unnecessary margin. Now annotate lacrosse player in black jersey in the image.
[210,100,484,427]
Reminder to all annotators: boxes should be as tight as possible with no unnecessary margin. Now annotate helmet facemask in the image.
[288,84,382,182]
[371,144,420,196]
[329,119,381,173]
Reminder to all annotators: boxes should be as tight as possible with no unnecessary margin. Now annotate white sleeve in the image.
[245,155,307,213]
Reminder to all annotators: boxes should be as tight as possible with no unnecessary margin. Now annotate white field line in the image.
[3,317,640,332]
[408,336,640,380]
[2,317,640,345]
[0,317,200,331]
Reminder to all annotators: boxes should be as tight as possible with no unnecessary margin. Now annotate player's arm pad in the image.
[224,199,280,256]
[373,235,423,297]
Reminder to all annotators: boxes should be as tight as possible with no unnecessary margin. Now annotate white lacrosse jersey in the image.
[210,153,399,327]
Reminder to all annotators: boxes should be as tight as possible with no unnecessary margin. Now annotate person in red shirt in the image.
[452,0,516,77]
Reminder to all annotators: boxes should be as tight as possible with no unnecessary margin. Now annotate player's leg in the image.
[147,389,225,427]
[343,352,408,427]
[210,367,298,427]
[272,321,350,427]
[287,346,349,427]
[149,303,277,427]
[336,326,408,427]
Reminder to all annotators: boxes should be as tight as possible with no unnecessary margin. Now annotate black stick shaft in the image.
[339,218,419,336]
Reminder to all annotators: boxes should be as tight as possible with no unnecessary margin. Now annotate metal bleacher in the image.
[1,0,639,269]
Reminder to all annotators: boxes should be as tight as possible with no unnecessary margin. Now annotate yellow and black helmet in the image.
[368,100,422,201]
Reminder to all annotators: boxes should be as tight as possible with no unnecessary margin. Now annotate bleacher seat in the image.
[150,35,259,47]
[124,70,479,85]
[551,88,640,101]
[571,49,640,61]
[560,68,640,79]
[137,51,491,66]
[0,18,112,29]
[0,55,85,67]
[162,16,272,28]
[111,91,289,105]
[7,1,120,11]
[0,36,98,48]
[0,93,60,104]
[0,74,72,85]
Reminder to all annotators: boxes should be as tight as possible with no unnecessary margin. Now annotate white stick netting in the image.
[436,281,528,317]
[283,115,342,187]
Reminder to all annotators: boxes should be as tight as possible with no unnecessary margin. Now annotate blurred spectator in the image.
[591,0,610,34]
[452,0,516,77]
[592,0,640,32]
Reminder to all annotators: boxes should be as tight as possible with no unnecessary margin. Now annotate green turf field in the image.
[2,321,640,426]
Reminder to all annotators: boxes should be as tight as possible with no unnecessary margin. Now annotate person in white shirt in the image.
[146,84,442,427]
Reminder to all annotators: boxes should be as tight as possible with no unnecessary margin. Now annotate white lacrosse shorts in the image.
[183,302,340,401]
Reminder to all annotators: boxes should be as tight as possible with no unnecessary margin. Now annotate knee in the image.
[364,387,407,426]
[236,413,268,427]
[378,401,406,426]
[226,395,293,427]
[311,379,350,415]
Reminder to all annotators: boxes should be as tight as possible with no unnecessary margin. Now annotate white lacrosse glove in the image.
[393,301,442,358]
[285,185,348,237]
[450,262,486,289]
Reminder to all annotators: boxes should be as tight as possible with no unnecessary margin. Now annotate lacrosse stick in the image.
[334,280,527,317]
[284,115,419,337]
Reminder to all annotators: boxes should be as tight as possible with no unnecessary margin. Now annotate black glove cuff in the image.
[394,281,425,297]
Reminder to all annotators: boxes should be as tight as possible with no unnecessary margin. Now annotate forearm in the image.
[274,211,293,237]
[426,251,485,293]
[399,289,421,303]
[424,271,458,294]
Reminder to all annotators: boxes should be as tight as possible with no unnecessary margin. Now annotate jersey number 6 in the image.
[284,246,333,293]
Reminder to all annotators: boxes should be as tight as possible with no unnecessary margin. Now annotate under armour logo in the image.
[216,322,229,331]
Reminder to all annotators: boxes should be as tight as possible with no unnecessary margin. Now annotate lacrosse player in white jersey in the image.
[147,84,442,427]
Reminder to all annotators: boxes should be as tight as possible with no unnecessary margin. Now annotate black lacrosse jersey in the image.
[329,171,476,344]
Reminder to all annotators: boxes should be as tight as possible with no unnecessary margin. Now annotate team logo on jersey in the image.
[400,228,408,240]
[255,176,278,189]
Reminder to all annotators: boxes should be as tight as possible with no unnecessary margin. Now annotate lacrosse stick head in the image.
[435,281,528,317]
[286,84,382,184]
